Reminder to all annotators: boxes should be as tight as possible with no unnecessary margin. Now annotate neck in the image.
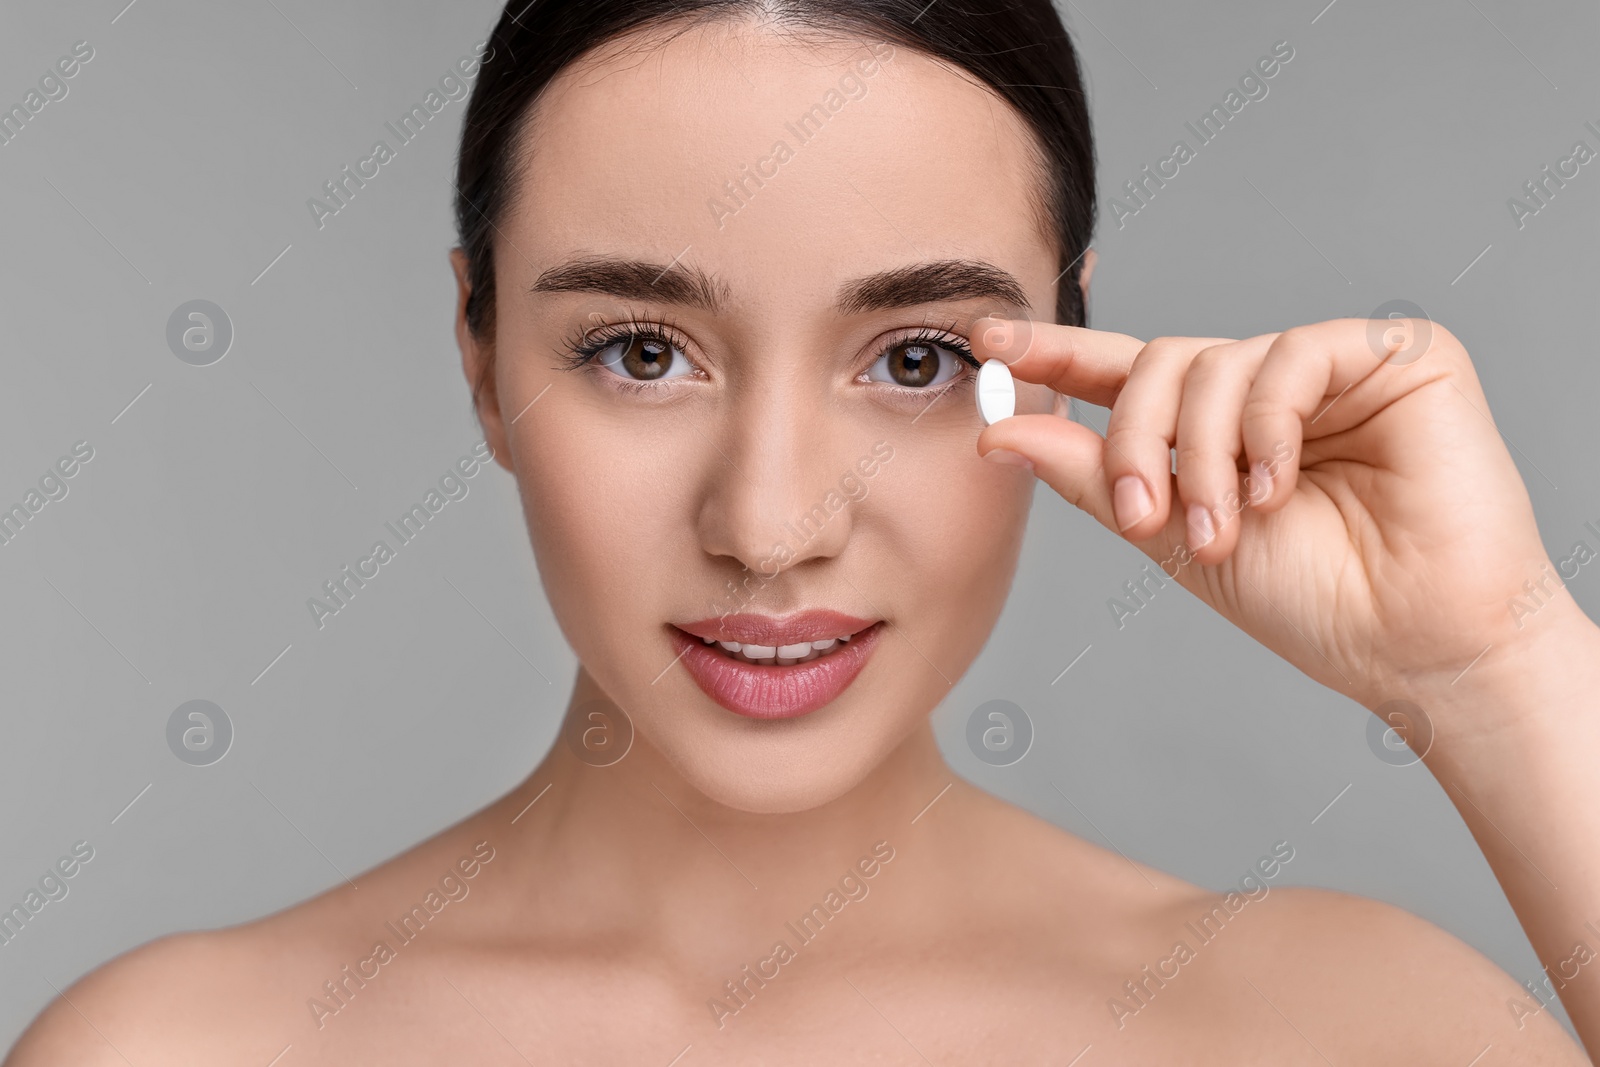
[490,667,962,957]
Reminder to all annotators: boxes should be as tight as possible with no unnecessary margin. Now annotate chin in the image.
[650,725,894,815]
[618,665,925,814]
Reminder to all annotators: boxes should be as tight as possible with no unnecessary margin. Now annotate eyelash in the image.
[560,316,689,368]
[558,316,697,394]
[883,324,981,372]
[559,318,981,392]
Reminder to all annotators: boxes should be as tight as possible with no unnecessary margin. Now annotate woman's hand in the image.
[975,314,1600,1059]
[972,317,1583,719]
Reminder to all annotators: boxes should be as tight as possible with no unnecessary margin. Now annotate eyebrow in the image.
[529,255,1030,316]
[530,256,730,311]
[835,259,1031,316]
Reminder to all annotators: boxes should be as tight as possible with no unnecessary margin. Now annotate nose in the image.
[693,389,862,578]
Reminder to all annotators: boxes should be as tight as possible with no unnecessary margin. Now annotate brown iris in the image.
[617,335,675,380]
[885,341,941,387]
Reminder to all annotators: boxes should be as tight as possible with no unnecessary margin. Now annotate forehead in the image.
[505,17,1059,310]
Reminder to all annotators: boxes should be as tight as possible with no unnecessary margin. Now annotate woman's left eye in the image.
[867,340,969,389]
[593,334,694,382]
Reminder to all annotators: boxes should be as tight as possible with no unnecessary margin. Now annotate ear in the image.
[451,248,512,472]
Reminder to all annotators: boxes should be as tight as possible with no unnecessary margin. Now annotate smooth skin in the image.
[9,14,1597,1066]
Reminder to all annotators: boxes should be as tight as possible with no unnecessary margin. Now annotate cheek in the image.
[508,399,698,644]
[1016,381,1057,417]
[893,426,1032,536]
[873,436,1032,650]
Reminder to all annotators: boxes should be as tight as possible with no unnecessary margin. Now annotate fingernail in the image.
[1249,461,1274,504]
[982,448,1033,470]
[1113,475,1153,531]
[1186,503,1216,549]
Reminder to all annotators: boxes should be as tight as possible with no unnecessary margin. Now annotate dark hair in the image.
[454,0,1095,355]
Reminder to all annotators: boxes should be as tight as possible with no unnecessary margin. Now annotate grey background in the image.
[2,0,1596,1049]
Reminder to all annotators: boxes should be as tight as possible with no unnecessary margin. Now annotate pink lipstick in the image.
[671,610,881,719]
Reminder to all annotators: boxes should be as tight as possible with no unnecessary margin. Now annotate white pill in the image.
[976,359,1015,425]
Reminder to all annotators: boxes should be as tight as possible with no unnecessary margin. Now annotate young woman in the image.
[11,1,1599,1063]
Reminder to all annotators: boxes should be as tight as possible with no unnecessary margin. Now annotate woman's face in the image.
[460,16,1068,813]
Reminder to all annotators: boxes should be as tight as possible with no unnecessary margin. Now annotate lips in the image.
[671,611,882,719]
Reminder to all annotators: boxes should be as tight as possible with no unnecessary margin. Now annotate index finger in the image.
[969,319,1147,407]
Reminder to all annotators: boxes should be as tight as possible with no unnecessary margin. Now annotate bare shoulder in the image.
[1187,884,1590,1064]
[4,925,283,1066]
[946,789,1587,1062]
[6,820,507,1066]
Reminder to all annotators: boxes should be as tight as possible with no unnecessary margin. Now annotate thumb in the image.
[978,413,1118,533]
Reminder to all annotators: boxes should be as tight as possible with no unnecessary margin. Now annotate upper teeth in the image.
[701,633,856,664]
[709,635,851,654]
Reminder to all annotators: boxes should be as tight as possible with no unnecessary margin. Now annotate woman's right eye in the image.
[592,334,694,382]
